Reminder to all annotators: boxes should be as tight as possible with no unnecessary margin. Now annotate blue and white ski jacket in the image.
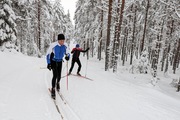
[46,41,70,64]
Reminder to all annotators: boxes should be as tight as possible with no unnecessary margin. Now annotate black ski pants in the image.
[51,61,62,88]
[69,58,81,73]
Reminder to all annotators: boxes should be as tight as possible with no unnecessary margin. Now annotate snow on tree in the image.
[129,50,149,74]
[63,10,74,45]
[0,0,17,51]
[1,0,74,56]
[52,0,66,38]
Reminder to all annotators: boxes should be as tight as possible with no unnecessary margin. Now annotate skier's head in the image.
[58,34,65,40]
[76,44,80,48]
[57,34,65,45]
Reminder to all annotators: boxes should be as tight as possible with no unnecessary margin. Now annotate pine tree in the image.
[0,0,17,51]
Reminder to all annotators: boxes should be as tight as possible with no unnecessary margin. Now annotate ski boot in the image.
[56,83,60,92]
[51,88,56,99]
[68,72,71,76]
[77,72,81,76]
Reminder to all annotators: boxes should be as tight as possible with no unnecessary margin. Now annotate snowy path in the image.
[0,52,60,120]
[0,51,180,120]
[59,57,180,120]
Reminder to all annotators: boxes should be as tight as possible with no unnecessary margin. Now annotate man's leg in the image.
[52,61,57,89]
[56,61,62,91]
[69,60,75,74]
[77,58,82,74]
[51,61,57,98]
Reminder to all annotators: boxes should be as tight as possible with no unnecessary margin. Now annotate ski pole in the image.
[85,56,88,77]
[66,60,68,90]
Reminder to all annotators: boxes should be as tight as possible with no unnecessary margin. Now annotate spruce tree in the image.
[0,0,17,51]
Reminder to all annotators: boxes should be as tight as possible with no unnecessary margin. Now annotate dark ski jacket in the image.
[71,47,89,60]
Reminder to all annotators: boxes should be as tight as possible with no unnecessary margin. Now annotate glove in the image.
[65,55,69,61]
[86,47,90,51]
[47,64,51,71]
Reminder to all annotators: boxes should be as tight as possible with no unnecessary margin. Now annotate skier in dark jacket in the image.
[46,34,70,99]
[68,44,89,76]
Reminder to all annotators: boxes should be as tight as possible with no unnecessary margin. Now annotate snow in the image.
[0,19,4,25]
[0,9,6,16]
[0,45,180,120]
[4,3,16,20]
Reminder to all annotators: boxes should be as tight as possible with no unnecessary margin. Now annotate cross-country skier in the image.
[46,34,70,99]
[68,44,89,76]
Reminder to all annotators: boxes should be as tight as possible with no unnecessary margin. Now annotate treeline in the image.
[0,0,74,56]
[74,0,180,75]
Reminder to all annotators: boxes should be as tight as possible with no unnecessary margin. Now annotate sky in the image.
[51,0,77,24]
[61,0,77,24]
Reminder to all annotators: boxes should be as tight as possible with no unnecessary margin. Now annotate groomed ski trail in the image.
[0,54,60,120]
[45,71,82,120]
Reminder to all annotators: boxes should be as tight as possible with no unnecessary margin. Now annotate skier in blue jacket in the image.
[46,34,70,99]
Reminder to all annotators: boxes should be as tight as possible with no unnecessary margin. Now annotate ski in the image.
[48,88,64,119]
[61,74,68,78]
[57,91,67,105]
[61,74,93,81]
[70,74,93,81]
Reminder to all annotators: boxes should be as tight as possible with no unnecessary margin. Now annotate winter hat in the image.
[58,34,65,40]
[76,44,80,48]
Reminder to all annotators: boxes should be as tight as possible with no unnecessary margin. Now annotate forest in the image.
[0,0,180,77]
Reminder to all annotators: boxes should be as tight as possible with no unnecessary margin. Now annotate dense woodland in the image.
[0,0,180,77]
[0,0,74,56]
[74,0,180,76]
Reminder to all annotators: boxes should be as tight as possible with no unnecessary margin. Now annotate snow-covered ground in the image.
[0,49,180,120]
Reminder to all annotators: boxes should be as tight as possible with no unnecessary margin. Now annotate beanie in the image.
[76,44,80,48]
[58,34,65,40]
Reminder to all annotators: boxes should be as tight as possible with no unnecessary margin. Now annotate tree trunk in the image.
[20,25,23,52]
[161,40,168,71]
[113,0,125,72]
[87,39,89,60]
[164,43,171,73]
[122,27,128,66]
[98,3,103,61]
[130,5,137,65]
[160,19,166,71]
[91,38,94,58]
[140,0,150,53]
[173,39,180,74]
[37,0,41,52]
[170,19,174,66]
[112,0,120,72]
[105,0,112,71]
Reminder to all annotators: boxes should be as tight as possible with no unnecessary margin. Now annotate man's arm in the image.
[80,47,90,53]
[46,42,57,64]
[64,43,70,58]
[71,48,76,53]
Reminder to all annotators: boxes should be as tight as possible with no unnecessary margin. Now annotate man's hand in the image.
[86,47,90,51]
[65,54,69,61]
[47,64,51,71]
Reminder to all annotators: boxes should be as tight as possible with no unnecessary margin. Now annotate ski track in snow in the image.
[45,70,82,120]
